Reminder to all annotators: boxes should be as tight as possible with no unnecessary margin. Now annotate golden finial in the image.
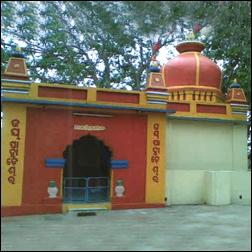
[16,45,22,52]
[186,32,195,41]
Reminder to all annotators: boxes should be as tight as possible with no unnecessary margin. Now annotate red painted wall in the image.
[196,104,226,114]
[22,108,147,208]
[167,103,190,112]
[38,87,87,100]
[96,91,139,104]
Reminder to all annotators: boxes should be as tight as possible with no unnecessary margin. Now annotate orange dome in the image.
[162,41,222,93]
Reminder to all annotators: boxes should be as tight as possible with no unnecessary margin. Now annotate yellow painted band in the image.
[63,203,111,213]
[2,83,30,89]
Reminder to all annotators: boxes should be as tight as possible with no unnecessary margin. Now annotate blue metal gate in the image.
[63,177,110,203]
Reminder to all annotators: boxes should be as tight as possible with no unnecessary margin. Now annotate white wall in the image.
[166,170,206,205]
[166,119,250,205]
[231,171,251,204]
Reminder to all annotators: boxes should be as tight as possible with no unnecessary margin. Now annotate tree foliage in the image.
[184,1,251,102]
[1,1,251,101]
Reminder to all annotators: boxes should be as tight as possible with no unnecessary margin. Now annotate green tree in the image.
[1,1,251,101]
[183,1,251,103]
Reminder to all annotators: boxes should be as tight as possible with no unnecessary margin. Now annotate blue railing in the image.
[63,177,110,203]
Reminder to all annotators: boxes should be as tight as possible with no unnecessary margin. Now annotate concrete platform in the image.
[1,205,251,251]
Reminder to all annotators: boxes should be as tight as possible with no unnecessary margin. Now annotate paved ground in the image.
[1,205,251,251]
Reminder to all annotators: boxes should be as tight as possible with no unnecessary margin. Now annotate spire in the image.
[149,55,161,73]
[226,78,247,107]
[2,45,29,81]
[229,79,241,89]
[145,54,168,105]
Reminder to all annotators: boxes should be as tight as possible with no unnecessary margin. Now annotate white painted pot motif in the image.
[48,180,58,198]
[115,180,125,197]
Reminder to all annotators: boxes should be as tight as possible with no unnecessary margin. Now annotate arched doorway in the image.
[63,134,112,203]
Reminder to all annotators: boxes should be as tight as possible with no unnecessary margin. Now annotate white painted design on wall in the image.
[74,125,106,131]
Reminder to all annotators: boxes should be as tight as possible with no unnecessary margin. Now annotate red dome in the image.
[162,41,222,93]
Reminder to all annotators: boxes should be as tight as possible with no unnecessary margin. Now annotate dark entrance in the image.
[63,135,112,203]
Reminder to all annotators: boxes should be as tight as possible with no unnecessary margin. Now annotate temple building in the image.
[1,40,250,216]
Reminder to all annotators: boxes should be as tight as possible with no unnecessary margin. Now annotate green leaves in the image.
[195,1,251,102]
[1,1,251,101]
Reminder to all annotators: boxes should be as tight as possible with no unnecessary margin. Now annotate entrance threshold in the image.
[63,202,111,213]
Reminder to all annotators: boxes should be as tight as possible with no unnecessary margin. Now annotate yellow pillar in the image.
[1,103,27,206]
[190,101,197,115]
[186,91,194,101]
[179,91,185,101]
[87,87,97,102]
[194,91,200,101]
[173,92,179,101]
[145,113,166,204]
[206,91,212,102]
